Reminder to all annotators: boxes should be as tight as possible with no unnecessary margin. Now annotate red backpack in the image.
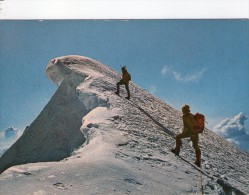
[193,113,205,134]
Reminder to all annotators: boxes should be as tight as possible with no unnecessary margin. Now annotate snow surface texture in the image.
[0,55,249,195]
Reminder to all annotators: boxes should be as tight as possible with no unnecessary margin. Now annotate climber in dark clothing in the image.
[171,104,201,167]
[115,66,131,99]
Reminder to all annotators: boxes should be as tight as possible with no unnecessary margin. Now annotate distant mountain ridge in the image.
[0,55,248,195]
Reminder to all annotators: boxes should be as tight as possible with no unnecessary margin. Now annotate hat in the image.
[182,104,190,113]
[121,66,126,71]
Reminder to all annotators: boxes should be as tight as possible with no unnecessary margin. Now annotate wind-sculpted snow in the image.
[0,55,249,195]
[0,56,111,174]
[46,55,119,87]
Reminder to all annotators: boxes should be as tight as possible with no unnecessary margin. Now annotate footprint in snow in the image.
[117,142,129,147]
[22,172,32,176]
[53,182,68,190]
[124,178,142,185]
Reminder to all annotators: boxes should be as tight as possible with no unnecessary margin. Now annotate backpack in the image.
[193,113,205,134]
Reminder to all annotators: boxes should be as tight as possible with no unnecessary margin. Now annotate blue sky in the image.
[0,20,248,131]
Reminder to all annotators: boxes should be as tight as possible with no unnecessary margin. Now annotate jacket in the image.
[182,112,194,134]
[122,70,131,83]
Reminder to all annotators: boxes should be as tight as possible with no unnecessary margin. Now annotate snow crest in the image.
[0,56,114,174]
[46,55,112,110]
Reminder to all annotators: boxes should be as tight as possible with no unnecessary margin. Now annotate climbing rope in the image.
[200,159,204,195]
[122,97,207,194]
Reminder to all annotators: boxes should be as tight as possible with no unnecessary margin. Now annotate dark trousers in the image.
[174,132,201,164]
[116,80,130,98]
[176,132,199,150]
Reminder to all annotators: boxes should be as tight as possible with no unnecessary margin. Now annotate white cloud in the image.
[212,113,249,153]
[172,68,207,82]
[160,65,207,82]
[161,65,169,76]
[0,127,24,157]
[148,85,157,95]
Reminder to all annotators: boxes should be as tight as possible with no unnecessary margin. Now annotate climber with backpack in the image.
[171,104,205,167]
[115,66,131,99]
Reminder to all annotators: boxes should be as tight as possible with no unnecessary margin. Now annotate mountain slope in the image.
[0,55,248,195]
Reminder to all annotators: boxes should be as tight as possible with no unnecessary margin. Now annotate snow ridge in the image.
[0,56,111,174]
[0,55,249,195]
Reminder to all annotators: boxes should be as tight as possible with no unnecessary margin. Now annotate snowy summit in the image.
[0,55,248,195]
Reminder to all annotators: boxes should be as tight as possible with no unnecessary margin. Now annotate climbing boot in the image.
[171,147,180,156]
[194,148,201,167]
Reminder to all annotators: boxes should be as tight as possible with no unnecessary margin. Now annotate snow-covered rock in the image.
[0,55,248,195]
